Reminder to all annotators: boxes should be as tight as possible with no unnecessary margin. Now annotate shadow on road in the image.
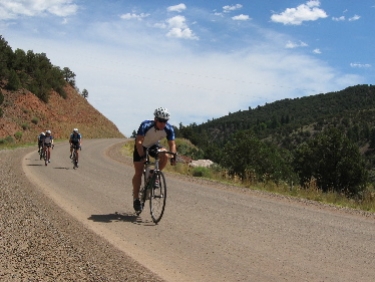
[26,163,44,166]
[88,212,138,223]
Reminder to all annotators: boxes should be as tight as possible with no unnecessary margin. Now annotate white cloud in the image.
[154,22,167,29]
[348,14,360,21]
[285,40,308,48]
[271,0,328,25]
[332,16,345,21]
[232,14,250,21]
[167,3,186,13]
[350,63,371,68]
[223,4,242,13]
[0,0,78,19]
[166,15,198,40]
[313,48,321,54]
[120,13,150,20]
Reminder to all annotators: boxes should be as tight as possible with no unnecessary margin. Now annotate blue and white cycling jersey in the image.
[136,120,175,148]
[70,133,82,144]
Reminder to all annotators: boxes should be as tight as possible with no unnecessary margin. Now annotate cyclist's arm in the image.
[168,139,177,165]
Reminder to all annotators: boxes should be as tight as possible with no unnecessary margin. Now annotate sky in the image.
[1,0,374,136]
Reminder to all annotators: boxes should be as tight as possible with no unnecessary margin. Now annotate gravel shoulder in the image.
[0,145,164,281]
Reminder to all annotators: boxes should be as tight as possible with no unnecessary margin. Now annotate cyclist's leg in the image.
[158,153,168,170]
[47,146,51,162]
[132,161,144,200]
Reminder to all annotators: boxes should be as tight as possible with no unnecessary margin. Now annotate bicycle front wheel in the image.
[149,171,167,224]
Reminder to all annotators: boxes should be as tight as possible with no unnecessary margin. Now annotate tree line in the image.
[0,35,88,102]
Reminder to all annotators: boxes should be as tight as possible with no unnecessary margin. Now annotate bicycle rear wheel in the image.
[73,150,78,169]
[44,149,48,166]
[149,171,167,224]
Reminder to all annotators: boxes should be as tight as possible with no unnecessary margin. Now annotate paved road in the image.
[23,139,375,282]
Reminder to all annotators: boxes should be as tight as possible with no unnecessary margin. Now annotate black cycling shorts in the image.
[71,143,80,150]
[44,143,52,148]
[133,144,161,162]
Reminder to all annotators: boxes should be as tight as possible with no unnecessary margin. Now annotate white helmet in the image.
[154,107,170,120]
[41,132,45,136]
[46,130,51,134]
[73,128,78,133]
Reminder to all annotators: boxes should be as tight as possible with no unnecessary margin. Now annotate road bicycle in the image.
[72,145,81,169]
[136,147,176,224]
[42,144,53,166]
[39,146,45,161]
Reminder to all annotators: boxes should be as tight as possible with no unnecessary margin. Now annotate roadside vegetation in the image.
[122,138,375,213]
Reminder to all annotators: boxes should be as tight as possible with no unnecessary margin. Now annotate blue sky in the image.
[1,0,374,136]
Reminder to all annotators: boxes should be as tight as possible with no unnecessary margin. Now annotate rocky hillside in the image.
[0,84,125,144]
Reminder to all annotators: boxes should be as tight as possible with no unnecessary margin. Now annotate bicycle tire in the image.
[73,150,78,169]
[149,171,167,224]
[43,148,48,165]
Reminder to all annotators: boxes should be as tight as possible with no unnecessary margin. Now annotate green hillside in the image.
[176,84,375,198]
[178,84,375,155]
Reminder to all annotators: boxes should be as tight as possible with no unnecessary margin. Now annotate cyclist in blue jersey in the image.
[37,132,45,153]
[69,128,82,166]
[132,107,177,212]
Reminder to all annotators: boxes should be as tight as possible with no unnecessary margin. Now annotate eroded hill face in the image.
[0,84,125,143]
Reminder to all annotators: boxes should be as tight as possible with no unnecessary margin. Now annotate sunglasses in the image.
[157,118,168,123]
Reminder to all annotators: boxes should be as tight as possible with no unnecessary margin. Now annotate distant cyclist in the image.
[37,132,45,153]
[69,128,82,166]
[43,130,54,165]
[132,107,177,212]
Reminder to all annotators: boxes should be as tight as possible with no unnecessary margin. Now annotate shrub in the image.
[5,135,14,143]
[192,167,212,178]
[14,131,22,141]
[31,117,39,124]
[7,69,21,91]
[21,123,29,130]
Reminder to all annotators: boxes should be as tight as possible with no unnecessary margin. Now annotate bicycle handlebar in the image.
[145,149,177,163]
[156,150,177,159]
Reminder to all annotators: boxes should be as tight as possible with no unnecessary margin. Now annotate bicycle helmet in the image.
[46,130,51,134]
[41,132,45,136]
[73,128,78,133]
[154,107,170,120]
